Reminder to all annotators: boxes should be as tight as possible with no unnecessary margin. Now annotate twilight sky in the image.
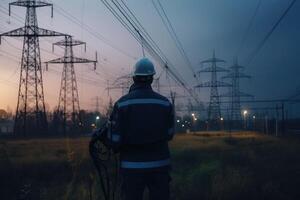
[0,0,299,115]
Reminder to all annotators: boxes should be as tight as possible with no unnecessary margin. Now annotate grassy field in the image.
[1,132,300,199]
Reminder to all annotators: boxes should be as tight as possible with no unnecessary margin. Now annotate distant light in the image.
[182,124,185,127]
[191,113,195,117]
[220,117,224,121]
[243,110,248,115]
[96,116,100,120]
[91,123,95,127]
[185,121,188,123]
[177,119,180,123]
[253,115,256,119]
[194,118,197,121]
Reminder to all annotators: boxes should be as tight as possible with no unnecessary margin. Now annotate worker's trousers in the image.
[121,170,171,200]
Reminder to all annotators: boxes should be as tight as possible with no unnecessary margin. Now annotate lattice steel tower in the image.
[195,51,231,121]
[107,74,132,96]
[46,36,97,134]
[0,0,66,136]
[222,59,252,120]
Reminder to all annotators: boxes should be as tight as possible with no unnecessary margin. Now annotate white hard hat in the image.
[133,58,156,76]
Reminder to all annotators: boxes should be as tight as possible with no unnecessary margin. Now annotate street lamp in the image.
[243,110,248,129]
[220,117,224,130]
[253,115,256,130]
[95,116,100,128]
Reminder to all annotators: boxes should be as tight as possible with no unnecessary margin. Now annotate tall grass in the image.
[1,132,300,199]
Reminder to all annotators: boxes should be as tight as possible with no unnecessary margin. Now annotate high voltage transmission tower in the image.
[46,36,97,134]
[106,73,163,97]
[195,51,231,125]
[153,76,161,93]
[222,59,252,121]
[91,96,102,113]
[106,74,132,96]
[0,0,67,136]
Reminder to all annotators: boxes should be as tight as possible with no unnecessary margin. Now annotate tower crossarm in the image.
[54,39,86,47]
[0,27,67,43]
[36,27,67,37]
[216,81,232,87]
[195,81,232,88]
[201,57,225,64]
[237,72,251,79]
[46,56,97,64]
[198,66,229,73]
[195,82,212,88]
[220,91,253,98]
[9,1,53,8]
[229,65,244,70]
[222,72,251,79]
[105,86,127,90]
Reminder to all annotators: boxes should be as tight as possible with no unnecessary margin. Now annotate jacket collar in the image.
[129,83,152,93]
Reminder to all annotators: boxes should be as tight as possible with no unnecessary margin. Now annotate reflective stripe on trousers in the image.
[121,158,170,169]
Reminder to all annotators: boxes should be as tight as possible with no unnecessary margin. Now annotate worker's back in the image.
[115,83,173,170]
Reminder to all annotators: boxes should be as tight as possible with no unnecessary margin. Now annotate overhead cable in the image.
[246,0,297,65]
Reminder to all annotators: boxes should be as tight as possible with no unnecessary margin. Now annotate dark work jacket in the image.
[108,83,174,170]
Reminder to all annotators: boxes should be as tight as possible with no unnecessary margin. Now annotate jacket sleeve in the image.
[167,103,175,141]
[107,102,122,152]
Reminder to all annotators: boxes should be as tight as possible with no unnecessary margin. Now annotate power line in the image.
[100,0,145,51]
[52,2,137,60]
[99,0,199,103]
[246,0,297,65]
[106,0,183,79]
[236,0,262,56]
[101,0,189,101]
[152,0,198,80]
[118,0,169,59]
[0,49,21,62]
[42,3,131,78]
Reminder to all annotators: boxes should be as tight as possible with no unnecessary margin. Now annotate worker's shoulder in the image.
[115,90,171,106]
[115,93,131,104]
[150,90,170,102]
[134,89,170,103]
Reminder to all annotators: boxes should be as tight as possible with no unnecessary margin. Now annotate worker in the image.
[107,58,175,200]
